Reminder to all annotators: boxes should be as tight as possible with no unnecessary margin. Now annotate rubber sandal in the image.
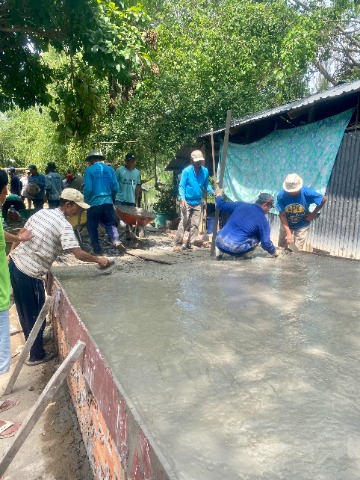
[0,400,18,414]
[0,420,22,439]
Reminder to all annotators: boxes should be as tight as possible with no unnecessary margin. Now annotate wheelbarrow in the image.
[68,210,87,243]
[115,205,156,239]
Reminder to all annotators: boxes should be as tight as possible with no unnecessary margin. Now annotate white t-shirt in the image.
[10,208,79,278]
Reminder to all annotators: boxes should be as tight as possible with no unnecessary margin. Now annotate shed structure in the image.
[168,80,360,259]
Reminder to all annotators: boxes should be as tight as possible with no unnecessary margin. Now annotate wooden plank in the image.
[0,341,86,477]
[126,249,174,265]
[3,296,54,396]
[211,127,217,189]
[210,110,232,256]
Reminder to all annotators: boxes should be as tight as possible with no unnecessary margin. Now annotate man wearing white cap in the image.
[276,173,327,251]
[174,150,214,251]
[9,188,111,366]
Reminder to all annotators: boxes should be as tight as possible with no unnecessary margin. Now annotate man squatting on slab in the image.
[276,173,326,251]
[215,190,278,260]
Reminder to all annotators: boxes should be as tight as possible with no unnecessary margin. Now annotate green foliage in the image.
[152,186,178,218]
[0,0,359,179]
[0,0,153,113]
[94,0,315,171]
[46,52,109,141]
[0,107,91,175]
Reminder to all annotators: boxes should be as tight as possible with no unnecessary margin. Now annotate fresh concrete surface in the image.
[54,249,360,480]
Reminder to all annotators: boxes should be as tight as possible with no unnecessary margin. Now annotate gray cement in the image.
[53,250,360,480]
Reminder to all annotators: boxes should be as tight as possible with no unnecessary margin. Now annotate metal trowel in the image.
[98,258,117,274]
[287,242,299,253]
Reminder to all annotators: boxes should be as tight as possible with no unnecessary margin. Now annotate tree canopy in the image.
[1,0,360,177]
[0,0,153,110]
[92,0,321,169]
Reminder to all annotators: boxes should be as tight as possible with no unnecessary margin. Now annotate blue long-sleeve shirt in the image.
[179,165,214,205]
[215,197,276,255]
[84,162,119,206]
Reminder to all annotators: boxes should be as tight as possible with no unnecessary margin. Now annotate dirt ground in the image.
[0,306,93,480]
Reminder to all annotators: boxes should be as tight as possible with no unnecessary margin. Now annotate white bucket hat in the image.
[283,173,303,193]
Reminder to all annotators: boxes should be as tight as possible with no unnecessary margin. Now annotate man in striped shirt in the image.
[9,188,111,366]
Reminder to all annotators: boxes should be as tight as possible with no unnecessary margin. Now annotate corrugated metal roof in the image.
[200,79,360,137]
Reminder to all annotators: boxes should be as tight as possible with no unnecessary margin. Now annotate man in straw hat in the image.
[214,190,278,260]
[8,188,112,366]
[174,149,214,251]
[276,173,327,251]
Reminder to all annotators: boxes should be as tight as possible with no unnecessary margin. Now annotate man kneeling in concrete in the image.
[9,188,112,366]
[215,191,278,260]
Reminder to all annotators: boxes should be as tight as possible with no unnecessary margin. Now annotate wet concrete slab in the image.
[53,251,360,480]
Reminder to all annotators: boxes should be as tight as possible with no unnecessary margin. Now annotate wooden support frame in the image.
[0,341,86,477]
[3,296,54,396]
[210,110,232,257]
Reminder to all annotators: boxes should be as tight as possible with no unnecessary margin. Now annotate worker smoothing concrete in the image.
[8,188,111,366]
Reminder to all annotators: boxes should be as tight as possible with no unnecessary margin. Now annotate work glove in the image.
[214,187,223,197]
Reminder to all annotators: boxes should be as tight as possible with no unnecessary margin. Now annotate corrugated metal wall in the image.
[268,131,360,259]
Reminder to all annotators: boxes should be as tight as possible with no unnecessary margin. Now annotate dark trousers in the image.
[86,203,119,253]
[33,199,44,211]
[9,259,46,361]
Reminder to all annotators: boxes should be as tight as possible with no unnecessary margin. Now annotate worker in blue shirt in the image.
[276,173,326,251]
[174,150,214,251]
[215,191,278,260]
[84,150,123,254]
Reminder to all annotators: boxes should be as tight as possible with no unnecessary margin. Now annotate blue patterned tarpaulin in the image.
[221,108,354,211]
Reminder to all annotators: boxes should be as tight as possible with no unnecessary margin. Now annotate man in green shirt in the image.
[0,170,32,373]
